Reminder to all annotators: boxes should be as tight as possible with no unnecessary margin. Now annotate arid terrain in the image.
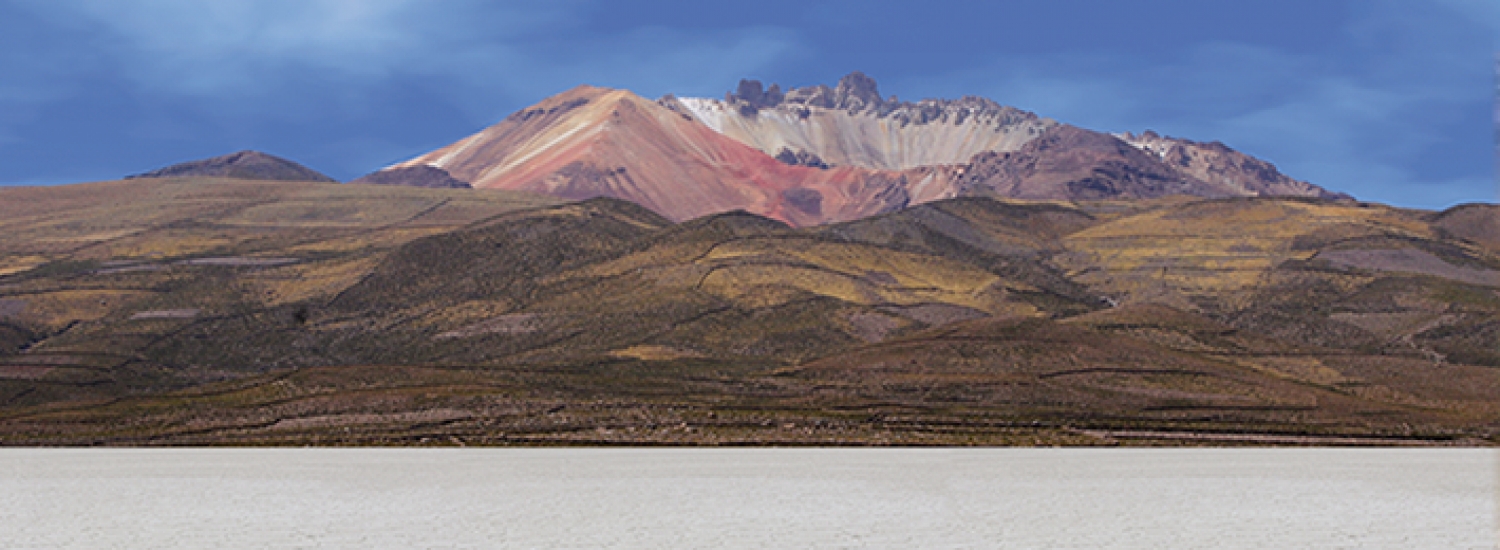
[1,173,1496,445]
[1,75,1496,445]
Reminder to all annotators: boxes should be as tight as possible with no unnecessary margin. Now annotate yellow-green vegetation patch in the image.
[31,228,146,245]
[1053,200,1447,299]
[568,241,713,280]
[609,345,705,361]
[783,242,1004,291]
[1293,201,1435,238]
[0,256,49,277]
[633,264,714,288]
[697,262,1010,311]
[220,198,441,227]
[284,227,457,253]
[244,257,382,306]
[399,196,562,226]
[75,230,239,259]
[1230,356,1350,386]
[701,264,870,304]
[692,238,1016,310]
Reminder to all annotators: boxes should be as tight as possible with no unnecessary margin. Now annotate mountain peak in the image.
[727,79,784,110]
[363,75,1349,226]
[126,150,336,182]
[835,71,882,105]
[682,73,1055,171]
[716,72,1042,129]
[726,71,893,113]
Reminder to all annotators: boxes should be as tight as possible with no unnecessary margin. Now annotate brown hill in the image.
[0,178,1496,445]
[127,150,336,182]
[1430,203,1500,251]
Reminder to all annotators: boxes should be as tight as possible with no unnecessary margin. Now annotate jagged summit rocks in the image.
[727,79,785,112]
[127,150,336,182]
[729,71,889,113]
[357,72,1348,226]
[715,72,1044,130]
[674,73,1060,173]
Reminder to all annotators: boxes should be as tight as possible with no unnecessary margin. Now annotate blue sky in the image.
[1,0,1496,208]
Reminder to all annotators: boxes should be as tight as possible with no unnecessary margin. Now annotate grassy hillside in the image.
[0,178,560,405]
[1,181,1496,445]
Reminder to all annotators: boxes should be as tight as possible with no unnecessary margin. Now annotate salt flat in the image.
[1,448,1494,549]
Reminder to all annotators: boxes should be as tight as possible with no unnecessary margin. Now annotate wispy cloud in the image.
[18,1,554,92]
[11,1,797,118]
[0,0,801,179]
[407,24,801,121]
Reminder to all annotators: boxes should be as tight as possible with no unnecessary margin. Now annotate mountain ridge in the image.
[377,84,950,226]
[665,72,1054,171]
[359,73,1346,226]
[1117,130,1348,200]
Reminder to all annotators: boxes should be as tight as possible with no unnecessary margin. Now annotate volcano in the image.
[359,73,1344,225]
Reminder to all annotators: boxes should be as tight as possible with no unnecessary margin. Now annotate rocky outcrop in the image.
[956,126,1229,200]
[954,127,1353,202]
[727,79,784,112]
[682,73,1346,203]
[348,165,470,189]
[680,73,1055,171]
[1117,131,1349,200]
[723,72,1045,128]
[774,148,830,169]
[127,150,336,182]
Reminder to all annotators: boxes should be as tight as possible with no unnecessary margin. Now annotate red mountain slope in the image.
[378,85,958,226]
